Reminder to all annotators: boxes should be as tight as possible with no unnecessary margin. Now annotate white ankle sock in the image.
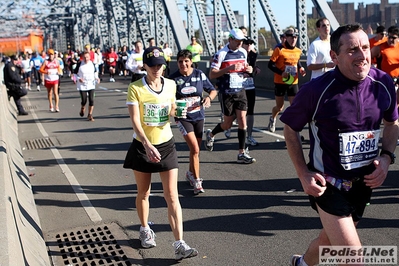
[140,226,150,232]
[173,240,185,248]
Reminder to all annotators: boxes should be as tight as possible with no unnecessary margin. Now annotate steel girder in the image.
[220,0,238,29]
[163,0,190,51]
[94,0,109,48]
[186,0,195,39]
[297,0,308,53]
[130,0,152,46]
[194,0,214,55]
[248,0,258,48]
[258,0,282,45]
[154,0,167,46]
[213,0,223,49]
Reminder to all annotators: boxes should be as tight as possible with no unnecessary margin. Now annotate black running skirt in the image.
[123,137,178,173]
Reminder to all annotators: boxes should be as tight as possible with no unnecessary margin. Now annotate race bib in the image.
[122,56,128,60]
[243,77,255,89]
[183,96,201,113]
[143,102,170,126]
[339,129,380,170]
[226,73,245,93]
[285,65,297,76]
[109,58,115,63]
[48,69,58,75]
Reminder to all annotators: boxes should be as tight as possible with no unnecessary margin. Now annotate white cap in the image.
[229,28,246,40]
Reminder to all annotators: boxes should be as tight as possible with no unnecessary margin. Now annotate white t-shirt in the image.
[307,37,334,79]
[21,59,32,72]
[76,61,98,91]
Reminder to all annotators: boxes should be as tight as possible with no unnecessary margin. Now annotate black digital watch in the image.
[380,149,396,164]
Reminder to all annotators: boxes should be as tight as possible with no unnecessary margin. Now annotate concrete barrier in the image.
[0,64,50,266]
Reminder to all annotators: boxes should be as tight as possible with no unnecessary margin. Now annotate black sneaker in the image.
[18,111,28,116]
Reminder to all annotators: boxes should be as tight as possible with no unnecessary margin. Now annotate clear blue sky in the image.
[215,0,399,30]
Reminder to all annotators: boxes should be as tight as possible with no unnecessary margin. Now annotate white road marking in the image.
[25,97,103,223]
[98,86,127,94]
[253,128,285,139]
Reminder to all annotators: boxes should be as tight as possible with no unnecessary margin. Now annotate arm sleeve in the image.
[268,59,283,75]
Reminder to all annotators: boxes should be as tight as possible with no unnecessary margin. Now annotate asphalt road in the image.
[17,76,399,266]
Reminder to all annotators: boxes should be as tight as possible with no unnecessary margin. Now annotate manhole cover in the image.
[46,223,142,266]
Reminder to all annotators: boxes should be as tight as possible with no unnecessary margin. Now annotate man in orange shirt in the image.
[371,26,399,78]
[369,25,387,68]
[371,25,399,117]
[267,28,306,132]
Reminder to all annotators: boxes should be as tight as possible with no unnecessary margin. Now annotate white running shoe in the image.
[268,116,276,132]
[110,78,115,82]
[139,228,156,248]
[237,148,256,164]
[193,178,204,195]
[37,85,41,91]
[174,241,198,260]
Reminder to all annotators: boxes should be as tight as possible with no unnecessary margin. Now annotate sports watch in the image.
[380,149,396,164]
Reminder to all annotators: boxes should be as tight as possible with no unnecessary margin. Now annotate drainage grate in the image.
[24,105,38,110]
[46,223,141,266]
[25,137,55,150]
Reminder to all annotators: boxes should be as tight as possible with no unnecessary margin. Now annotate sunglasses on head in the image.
[285,34,298,38]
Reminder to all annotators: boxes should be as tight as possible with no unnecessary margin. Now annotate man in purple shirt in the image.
[281,24,398,266]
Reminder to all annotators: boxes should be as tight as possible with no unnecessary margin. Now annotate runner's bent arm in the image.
[284,124,326,197]
[209,65,234,79]
[364,120,399,189]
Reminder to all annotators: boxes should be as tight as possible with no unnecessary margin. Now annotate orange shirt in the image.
[380,42,399,78]
[369,36,387,48]
[369,36,387,64]
[270,44,302,84]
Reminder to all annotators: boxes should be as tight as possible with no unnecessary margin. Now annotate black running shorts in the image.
[123,137,178,173]
[274,83,298,97]
[176,119,204,139]
[219,89,247,117]
[309,179,372,222]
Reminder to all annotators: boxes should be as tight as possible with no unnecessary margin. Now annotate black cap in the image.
[243,37,255,45]
[10,55,18,61]
[143,46,166,67]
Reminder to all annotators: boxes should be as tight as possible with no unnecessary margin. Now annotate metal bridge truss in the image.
[297,0,308,53]
[2,0,339,55]
[194,0,215,55]
[258,0,283,47]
